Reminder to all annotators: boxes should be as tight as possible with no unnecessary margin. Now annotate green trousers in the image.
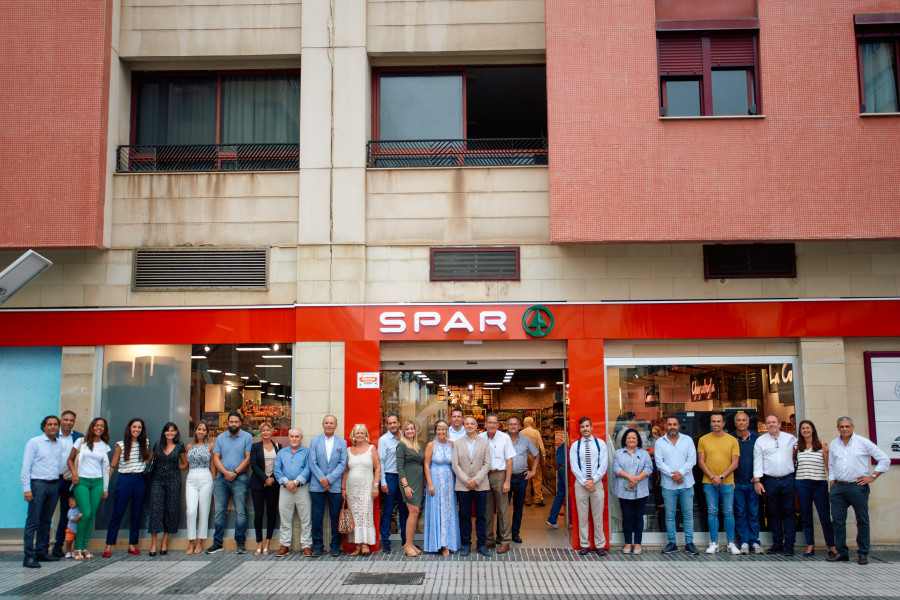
[72,477,103,551]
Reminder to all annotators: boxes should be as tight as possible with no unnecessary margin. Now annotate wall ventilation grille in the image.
[703,244,796,279]
[133,248,268,290]
[430,247,520,281]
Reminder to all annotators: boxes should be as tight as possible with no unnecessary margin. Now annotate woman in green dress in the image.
[397,420,425,557]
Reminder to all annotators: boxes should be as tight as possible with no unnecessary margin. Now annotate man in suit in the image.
[309,415,348,557]
[451,415,492,557]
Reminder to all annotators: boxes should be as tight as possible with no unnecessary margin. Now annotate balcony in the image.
[366,138,548,168]
[116,143,300,173]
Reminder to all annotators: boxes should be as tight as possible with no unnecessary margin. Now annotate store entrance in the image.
[380,365,569,549]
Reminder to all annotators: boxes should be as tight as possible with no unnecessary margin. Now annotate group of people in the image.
[21,407,889,567]
[596,413,889,564]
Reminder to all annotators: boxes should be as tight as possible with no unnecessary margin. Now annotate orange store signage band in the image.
[374,305,556,340]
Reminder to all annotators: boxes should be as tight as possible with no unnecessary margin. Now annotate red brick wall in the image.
[546,0,900,243]
[0,0,112,249]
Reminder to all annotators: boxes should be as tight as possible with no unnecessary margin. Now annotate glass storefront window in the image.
[606,361,798,539]
[380,371,450,447]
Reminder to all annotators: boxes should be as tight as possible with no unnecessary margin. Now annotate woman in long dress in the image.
[423,420,460,555]
[148,422,187,556]
[397,420,425,557]
[341,424,381,555]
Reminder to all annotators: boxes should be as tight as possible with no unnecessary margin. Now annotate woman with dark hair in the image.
[249,421,281,555]
[612,427,653,555]
[148,422,186,556]
[102,418,151,557]
[185,421,215,555]
[795,419,837,558]
[67,417,111,560]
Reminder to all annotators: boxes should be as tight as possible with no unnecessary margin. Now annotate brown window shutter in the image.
[658,37,703,75]
[709,35,756,66]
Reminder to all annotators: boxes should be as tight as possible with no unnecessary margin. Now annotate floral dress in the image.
[423,441,461,552]
[346,445,377,544]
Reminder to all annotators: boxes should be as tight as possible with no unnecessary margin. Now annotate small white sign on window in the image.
[357,372,380,389]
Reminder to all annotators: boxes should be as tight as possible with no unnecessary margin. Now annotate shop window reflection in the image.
[606,363,796,539]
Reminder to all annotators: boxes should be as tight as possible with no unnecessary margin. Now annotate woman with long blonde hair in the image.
[397,420,425,557]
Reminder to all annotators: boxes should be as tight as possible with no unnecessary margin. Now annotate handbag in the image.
[338,497,355,534]
[143,455,156,482]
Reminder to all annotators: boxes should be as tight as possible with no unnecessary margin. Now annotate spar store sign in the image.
[377,306,554,337]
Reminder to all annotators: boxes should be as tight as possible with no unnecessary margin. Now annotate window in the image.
[369,66,548,167]
[430,247,520,281]
[658,33,761,117]
[606,360,797,540]
[120,71,300,172]
[855,15,900,113]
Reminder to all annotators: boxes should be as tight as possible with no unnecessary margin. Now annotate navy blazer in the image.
[249,440,282,490]
[308,434,347,493]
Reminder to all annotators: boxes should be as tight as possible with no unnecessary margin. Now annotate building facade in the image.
[1,0,899,548]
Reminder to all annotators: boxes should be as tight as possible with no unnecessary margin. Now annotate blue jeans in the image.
[795,479,834,548]
[24,479,59,561]
[661,486,694,544]
[310,491,343,553]
[830,482,870,557]
[213,472,249,546]
[703,483,735,544]
[509,474,528,537]
[457,490,487,548]
[547,469,566,525]
[733,481,759,546]
[619,496,648,544]
[762,474,795,549]
[379,473,408,548]
[106,473,147,545]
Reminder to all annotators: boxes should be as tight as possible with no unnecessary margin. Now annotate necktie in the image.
[585,439,592,479]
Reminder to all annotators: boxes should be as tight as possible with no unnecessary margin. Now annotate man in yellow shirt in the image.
[697,413,740,555]
[521,417,544,506]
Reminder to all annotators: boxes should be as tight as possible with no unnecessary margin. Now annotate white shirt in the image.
[57,431,78,475]
[377,431,401,486]
[448,425,467,442]
[73,438,111,491]
[569,436,609,486]
[753,431,797,479]
[324,435,335,462]
[478,430,515,471]
[828,434,890,482]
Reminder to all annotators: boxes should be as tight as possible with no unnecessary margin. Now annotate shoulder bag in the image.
[338,497,355,534]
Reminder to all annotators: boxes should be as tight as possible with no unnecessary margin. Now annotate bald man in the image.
[274,429,313,556]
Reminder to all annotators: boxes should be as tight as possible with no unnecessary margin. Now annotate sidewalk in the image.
[2,547,899,599]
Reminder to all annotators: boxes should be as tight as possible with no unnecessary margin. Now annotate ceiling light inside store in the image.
[237,347,271,352]
[191,355,207,360]
[484,383,503,386]
[241,376,249,380]
[204,346,210,352]
[255,364,282,368]
[556,381,564,385]
[273,344,279,351]
[524,386,543,390]
[277,394,285,398]
[207,369,222,373]
[468,384,474,390]
[260,379,267,384]
[261,355,290,359]
[225,372,236,377]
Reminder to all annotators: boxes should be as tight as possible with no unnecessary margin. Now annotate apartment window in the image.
[369,66,548,167]
[658,33,760,117]
[856,15,900,113]
[119,71,300,172]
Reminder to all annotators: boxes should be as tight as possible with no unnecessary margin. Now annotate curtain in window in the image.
[221,74,300,144]
[862,42,898,113]
[135,77,217,146]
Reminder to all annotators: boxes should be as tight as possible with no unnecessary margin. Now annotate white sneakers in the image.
[752,543,764,554]
[706,542,740,555]
[739,543,749,554]
[727,542,741,555]
[706,542,719,554]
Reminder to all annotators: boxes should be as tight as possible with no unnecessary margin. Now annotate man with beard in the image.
[207,411,253,554]
[447,408,466,442]
[378,413,408,551]
[655,416,699,555]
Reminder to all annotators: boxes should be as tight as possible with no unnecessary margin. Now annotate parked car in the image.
[892,436,900,453]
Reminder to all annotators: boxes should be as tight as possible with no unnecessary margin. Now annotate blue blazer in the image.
[308,434,347,493]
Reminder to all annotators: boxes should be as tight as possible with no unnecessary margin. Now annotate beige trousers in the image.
[574,482,606,549]
[525,455,544,503]
[485,471,512,545]
[278,483,312,549]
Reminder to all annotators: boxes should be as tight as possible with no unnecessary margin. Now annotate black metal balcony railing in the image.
[116,143,300,173]
[366,138,548,168]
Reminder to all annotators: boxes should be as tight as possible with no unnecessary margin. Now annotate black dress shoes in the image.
[23,558,40,568]
[826,553,849,562]
[858,556,869,565]
[35,555,60,562]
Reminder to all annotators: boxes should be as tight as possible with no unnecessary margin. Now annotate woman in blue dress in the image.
[423,420,461,555]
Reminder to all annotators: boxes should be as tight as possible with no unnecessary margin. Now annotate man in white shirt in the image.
[52,410,82,558]
[569,416,609,556]
[752,414,797,556]
[826,416,890,565]
[21,416,63,568]
[479,413,515,553]
[654,416,698,555]
[377,414,407,552]
[447,408,467,442]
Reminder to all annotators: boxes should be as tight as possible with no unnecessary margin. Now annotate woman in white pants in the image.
[184,422,215,554]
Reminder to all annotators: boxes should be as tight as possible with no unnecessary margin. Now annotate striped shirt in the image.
[116,440,149,474]
[795,448,827,480]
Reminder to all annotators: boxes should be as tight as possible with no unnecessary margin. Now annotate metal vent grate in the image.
[431,247,520,281]
[344,572,425,586]
[133,247,268,290]
[703,243,796,279]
